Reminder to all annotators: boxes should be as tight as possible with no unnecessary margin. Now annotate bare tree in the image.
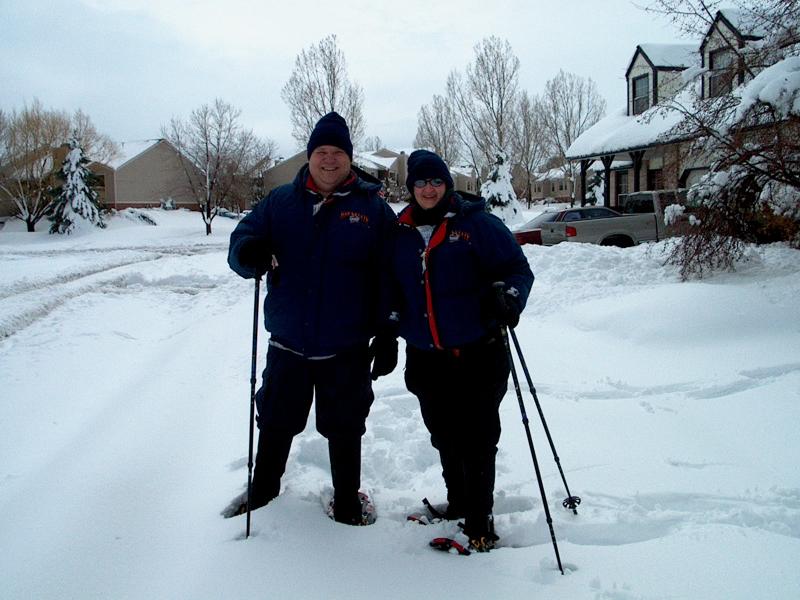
[71,109,120,165]
[281,35,365,148]
[360,135,383,152]
[510,91,548,203]
[0,100,72,231]
[163,98,277,235]
[414,94,462,165]
[539,70,607,197]
[446,36,521,173]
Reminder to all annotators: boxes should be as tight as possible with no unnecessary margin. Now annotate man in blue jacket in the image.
[227,112,398,525]
[391,150,533,550]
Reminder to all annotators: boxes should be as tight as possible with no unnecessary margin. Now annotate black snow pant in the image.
[404,336,509,529]
[251,342,374,517]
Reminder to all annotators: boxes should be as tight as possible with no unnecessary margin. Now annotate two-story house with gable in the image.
[566,8,766,208]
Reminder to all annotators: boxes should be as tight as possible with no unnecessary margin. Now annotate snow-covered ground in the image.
[1,208,799,599]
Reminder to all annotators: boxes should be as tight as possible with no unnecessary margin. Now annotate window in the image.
[632,74,650,115]
[615,170,629,198]
[709,48,736,97]
[647,169,664,190]
[584,208,616,219]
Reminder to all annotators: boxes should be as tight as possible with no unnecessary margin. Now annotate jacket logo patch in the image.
[448,230,470,243]
[341,211,370,225]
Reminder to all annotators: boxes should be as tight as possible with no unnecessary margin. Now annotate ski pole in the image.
[246,275,261,539]
[508,327,581,515]
[500,325,564,575]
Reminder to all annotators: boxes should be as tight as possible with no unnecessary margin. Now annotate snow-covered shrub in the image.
[49,136,105,235]
[480,151,524,225]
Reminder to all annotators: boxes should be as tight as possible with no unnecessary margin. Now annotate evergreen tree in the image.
[480,151,524,225]
[49,136,104,235]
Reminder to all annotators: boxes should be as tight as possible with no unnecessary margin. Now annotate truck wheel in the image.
[601,235,634,248]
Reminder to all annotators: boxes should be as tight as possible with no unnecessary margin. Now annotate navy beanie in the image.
[307,112,353,159]
[406,150,454,194]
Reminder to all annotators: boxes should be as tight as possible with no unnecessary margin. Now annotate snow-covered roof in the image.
[353,152,396,172]
[570,53,800,161]
[639,43,698,69]
[718,8,768,39]
[109,139,161,169]
[534,168,568,180]
[450,164,475,177]
[587,160,632,171]
[565,84,696,160]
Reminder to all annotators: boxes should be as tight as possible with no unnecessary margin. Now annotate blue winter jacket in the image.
[392,192,534,350]
[228,165,397,357]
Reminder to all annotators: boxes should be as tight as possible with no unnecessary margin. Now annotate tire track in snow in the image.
[566,363,800,402]
[0,246,225,339]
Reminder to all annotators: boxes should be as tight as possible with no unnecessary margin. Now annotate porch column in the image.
[600,155,615,208]
[579,159,591,206]
[629,150,645,192]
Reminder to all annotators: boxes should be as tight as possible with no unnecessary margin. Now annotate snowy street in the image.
[1,209,799,599]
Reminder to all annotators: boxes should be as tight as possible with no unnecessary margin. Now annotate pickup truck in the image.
[514,206,662,247]
[513,189,688,248]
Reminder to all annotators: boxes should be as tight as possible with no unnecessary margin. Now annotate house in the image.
[259,150,307,194]
[109,139,197,210]
[528,168,573,205]
[566,9,765,208]
[451,164,479,196]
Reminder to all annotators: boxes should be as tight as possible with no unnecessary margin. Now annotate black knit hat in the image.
[307,112,353,159]
[406,149,454,194]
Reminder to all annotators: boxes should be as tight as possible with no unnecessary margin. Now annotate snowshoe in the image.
[407,497,465,525]
[430,537,471,556]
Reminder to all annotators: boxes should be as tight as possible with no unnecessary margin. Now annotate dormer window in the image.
[709,47,736,96]
[632,74,650,115]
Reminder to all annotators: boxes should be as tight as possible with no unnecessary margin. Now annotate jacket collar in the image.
[399,192,460,227]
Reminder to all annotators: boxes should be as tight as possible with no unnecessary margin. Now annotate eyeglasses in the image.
[413,178,446,189]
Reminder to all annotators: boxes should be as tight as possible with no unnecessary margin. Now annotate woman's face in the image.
[412,179,447,210]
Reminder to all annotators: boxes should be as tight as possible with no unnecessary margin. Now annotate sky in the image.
[1,0,690,158]
[1,208,799,598]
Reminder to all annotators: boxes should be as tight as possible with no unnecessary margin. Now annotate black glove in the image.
[492,281,522,328]
[369,336,398,380]
[239,238,272,278]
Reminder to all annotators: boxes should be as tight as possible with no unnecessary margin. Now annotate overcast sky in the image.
[1,0,691,157]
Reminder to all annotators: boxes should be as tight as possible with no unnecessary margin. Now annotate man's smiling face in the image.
[308,145,351,194]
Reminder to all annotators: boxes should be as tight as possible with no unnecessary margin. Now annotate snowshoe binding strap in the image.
[430,537,471,556]
[422,497,446,520]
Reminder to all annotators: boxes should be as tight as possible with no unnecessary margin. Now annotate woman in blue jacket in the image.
[392,150,533,550]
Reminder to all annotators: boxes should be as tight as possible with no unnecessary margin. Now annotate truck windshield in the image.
[521,211,560,228]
